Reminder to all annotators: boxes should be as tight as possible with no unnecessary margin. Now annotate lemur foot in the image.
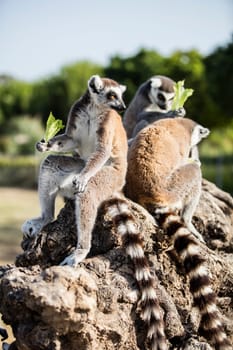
[21,216,53,238]
[60,248,89,267]
[187,224,205,243]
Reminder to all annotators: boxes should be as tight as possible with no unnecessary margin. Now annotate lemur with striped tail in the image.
[125,117,231,349]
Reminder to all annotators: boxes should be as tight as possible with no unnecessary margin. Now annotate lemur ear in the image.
[150,77,162,89]
[88,75,104,93]
[200,126,210,137]
[120,84,127,93]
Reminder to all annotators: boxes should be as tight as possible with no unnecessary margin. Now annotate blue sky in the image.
[0,0,232,81]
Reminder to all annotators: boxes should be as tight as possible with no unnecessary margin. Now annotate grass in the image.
[0,187,64,265]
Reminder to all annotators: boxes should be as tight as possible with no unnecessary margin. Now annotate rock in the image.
[0,180,233,349]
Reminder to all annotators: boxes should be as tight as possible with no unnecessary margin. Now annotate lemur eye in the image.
[157,93,166,102]
[107,92,117,100]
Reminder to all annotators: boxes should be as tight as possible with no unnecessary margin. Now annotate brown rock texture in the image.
[0,179,233,350]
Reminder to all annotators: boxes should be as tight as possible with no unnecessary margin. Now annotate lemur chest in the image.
[73,109,100,160]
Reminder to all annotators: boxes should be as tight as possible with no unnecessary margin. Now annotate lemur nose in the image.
[121,102,126,111]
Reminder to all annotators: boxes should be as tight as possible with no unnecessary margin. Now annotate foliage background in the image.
[0,37,232,193]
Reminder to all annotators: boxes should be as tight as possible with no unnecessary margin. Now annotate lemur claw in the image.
[21,217,53,238]
[72,175,88,193]
[60,249,89,267]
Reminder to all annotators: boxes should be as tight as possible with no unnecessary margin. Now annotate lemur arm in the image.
[73,114,115,193]
[131,108,186,138]
[36,133,78,153]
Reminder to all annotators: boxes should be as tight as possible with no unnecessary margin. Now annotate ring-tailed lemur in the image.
[21,75,167,349]
[125,117,231,349]
[123,75,185,140]
[22,75,129,266]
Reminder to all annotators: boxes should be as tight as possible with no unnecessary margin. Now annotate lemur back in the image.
[126,118,202,210]
[125,118,231,349]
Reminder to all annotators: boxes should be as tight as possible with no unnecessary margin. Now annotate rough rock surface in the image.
[0,179,233,350]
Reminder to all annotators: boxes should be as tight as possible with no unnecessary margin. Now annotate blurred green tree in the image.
[104,48,166,104]
[28,61,103,125]
[204,36,233,124]
[0,75,32,128]
[60,61,103,106]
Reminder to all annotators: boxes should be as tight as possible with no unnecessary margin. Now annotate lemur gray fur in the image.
[21,75,168,349]
[125,117,231,350]
[123,75,186,140]
[22,75,129,266]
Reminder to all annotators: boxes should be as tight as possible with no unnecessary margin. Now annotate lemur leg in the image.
[60,167,124,267]
[155,163,204,242]
[171,163,204,242]
[21,155,85,238]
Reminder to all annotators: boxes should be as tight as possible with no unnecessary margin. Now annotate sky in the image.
[0,0,232,82]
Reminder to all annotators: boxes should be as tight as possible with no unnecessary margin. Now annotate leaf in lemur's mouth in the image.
[44,112,65,142]
[171,80,194,110]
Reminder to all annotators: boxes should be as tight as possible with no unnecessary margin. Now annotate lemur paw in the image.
[175,107,186,117]
[72,174,88,193]
[60,248,89,267]
[21,217,53,238]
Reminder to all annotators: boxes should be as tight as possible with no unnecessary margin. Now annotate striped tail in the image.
[158,212,231,350]
[104,197,168,350]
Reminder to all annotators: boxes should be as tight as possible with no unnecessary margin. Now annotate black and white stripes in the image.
[105,197,168,350]
[158,212,231,350]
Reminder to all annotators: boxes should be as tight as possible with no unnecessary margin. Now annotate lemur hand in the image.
[173,107,186,117]
[166,108,186,118]
[72,174,88,193]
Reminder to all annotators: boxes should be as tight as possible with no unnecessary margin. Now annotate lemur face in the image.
[88,75,127,111]
[149,76,175,112]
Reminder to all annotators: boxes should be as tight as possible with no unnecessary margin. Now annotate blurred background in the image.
[0,0,232,265]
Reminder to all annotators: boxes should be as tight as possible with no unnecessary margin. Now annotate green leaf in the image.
[171,80,194,110]
[44,112,65,142]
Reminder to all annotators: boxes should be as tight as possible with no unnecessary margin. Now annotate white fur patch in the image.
[191,125,210,147]
[107,205,119,218]
[207,317,223,330]
[173,227,190,244]
[186,243,200,256]
[215,330,228,343]
[135,268,151,281]
[164,91,175,99]
[193,285,213,298]
[141,286,157,301]
[126,244,144,259]
[126,221,137,234]
[188,264,208,279]
[141,305,161,321]
[120,84,127,93]
[148,323,165,339]
[88,74,103,91]
[204,303,219,314]
[118,202,130,213]
[150,77,162,89]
